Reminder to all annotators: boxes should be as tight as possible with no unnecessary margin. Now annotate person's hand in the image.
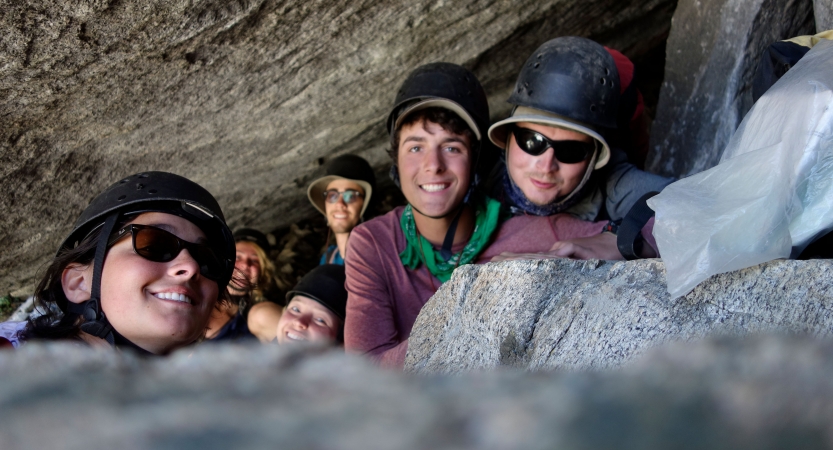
[491,232,624,262]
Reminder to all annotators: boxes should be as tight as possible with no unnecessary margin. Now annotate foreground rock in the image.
[406,259,833,373]
[647,0,815,177]
[0,0,676,295]
[3,336,833,449]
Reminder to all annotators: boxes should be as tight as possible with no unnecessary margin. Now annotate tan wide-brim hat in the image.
[307,175,373,218]
[488,106,611,169]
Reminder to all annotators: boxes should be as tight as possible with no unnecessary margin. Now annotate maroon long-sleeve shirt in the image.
[344,206,610,369]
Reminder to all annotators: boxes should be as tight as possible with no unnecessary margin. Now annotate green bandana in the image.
[399,196,503,283]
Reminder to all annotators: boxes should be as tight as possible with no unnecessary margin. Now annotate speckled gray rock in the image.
[0,0,676,296]
[818,0,833,31]
[405,258,833,374]
[3,336,833,449]
[646,0,815,178]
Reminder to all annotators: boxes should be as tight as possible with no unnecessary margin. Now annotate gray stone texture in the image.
[3,336,833,449]
[818,0,833,31]
[0,0,677,295]
[406,258,833,374]
[646,0,815,178]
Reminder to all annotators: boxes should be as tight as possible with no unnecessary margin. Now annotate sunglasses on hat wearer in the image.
[511,126,595,163]
[107,224,226,282]
[323,189,364,205]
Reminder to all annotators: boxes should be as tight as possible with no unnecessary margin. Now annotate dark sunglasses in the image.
[323,189,364,204]
[108,224,225,282]
[511,126,595,163]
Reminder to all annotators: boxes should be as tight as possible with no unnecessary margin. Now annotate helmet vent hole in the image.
[537,54,542,59]
[590,104,598,112]
[605,68,610,75]
[137,184,144,190]
[517,87,522,93]
[528,90,533,95]
[119,179,128,184]
[534,62,540,68]
[148,189,158,194]
[117,195,127,201]
[600,78,606,85]
[138,173,148,178]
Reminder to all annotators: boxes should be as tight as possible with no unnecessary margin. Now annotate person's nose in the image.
[168,248,201,280]
[292,314,309,330]
[423,147,446,173]
[235,259,252,271]
[534,147,559,172]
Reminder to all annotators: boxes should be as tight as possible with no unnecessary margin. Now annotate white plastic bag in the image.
[648,39,833,298]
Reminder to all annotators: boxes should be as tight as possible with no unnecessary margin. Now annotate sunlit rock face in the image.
[0,0,676,294]
[405,259,833,374]
[646,0,816,177]
[3,336,833,449]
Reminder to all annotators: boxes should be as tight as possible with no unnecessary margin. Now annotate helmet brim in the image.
[393,98,482,142]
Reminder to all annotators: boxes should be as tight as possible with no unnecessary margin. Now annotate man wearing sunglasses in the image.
[487,36,674,259]
[307,154,376,265]
[344,63,613,369]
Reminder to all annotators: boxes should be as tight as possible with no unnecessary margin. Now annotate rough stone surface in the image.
[3,336,833,449]
[406,258,833,374]
[818,0,833,31]
[0,0,676,295]
[646,0,815,177]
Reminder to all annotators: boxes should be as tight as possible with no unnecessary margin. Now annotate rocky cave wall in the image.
[0,0,825,295]
[1,0,677,295]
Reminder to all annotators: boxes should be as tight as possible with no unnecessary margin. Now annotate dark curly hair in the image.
[388,106,478,161]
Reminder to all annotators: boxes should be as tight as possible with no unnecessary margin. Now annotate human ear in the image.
[61,263,93,304]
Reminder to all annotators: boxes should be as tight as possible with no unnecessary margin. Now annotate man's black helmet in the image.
[59,171,235,343]
[387,62,489,142]
[508,36,620,129]
[489,37,619,170]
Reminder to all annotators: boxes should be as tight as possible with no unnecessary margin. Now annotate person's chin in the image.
[522,186,559,206]
[412,202,458,219]
[330,221,358,234]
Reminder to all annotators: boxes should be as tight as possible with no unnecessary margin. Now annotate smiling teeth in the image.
[286,332,305,341]
[421,183,447,192]
[155,292,192,304]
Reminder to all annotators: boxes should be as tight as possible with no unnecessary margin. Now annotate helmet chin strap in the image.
[66,212,119,346]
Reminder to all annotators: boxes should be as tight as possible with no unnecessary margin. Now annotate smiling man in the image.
[344,63,614,368]
[307,154,376,265]
[487,37,674,259]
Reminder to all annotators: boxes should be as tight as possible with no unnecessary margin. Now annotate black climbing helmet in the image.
[387,62,490,146]
[59,171,235,342]
[285,264,347,321]
[489,36,620,169]
[234,228,271,253]
[386,62,490,192]
[307,154,376,218]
